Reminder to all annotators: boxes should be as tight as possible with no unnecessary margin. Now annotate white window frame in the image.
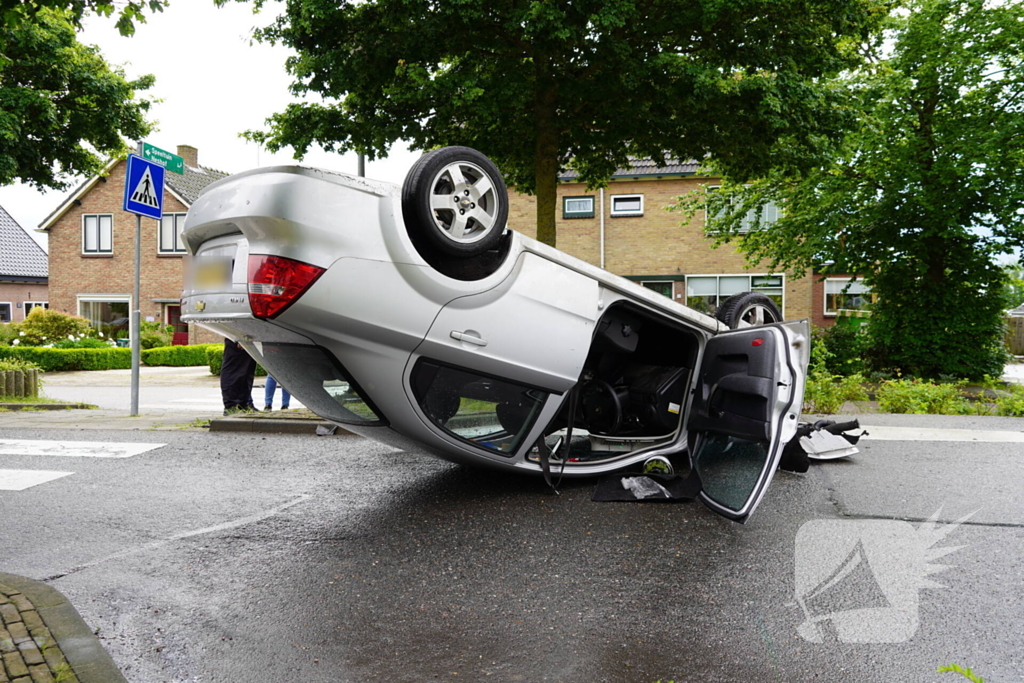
[824,278,872,317]
[639,280,676,299]
[706,186,780,233]
[685,273,786,315]
[562,195,595,219]
[77,295,132,338]
[24,302,49,316]
[0,302,11,323]
[610,193,644,217]
[159,213,188,254]
[82,214,113,254]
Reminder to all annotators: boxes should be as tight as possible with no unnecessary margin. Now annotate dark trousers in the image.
[221,339,257,409]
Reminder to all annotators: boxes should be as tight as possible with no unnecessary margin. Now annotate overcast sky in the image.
[0,1,420,250]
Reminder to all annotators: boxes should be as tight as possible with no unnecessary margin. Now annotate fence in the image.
[1007,316,1024,356]
[0,369,40,398]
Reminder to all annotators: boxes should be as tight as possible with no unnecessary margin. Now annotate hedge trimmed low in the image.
[0,346,131,371]
[141,344,220,367]
[205,345,266,376]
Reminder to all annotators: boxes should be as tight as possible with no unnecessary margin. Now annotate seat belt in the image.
[536,384,579,494]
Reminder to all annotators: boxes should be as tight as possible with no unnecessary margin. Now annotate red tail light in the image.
[247,255,325,319]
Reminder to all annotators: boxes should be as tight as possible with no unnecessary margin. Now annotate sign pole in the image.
[131,213,141,416]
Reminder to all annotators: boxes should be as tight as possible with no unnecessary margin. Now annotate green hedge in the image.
[0,347,131,371]
[141,344,220,367]
[205,345,266,376]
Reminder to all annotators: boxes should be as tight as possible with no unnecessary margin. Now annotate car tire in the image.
[401,146,508,258]
[715,292,783,329]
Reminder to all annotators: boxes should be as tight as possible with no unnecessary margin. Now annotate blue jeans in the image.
[264,375,291,409]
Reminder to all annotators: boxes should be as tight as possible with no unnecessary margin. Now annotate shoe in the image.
[223,406,245,416]
[264,404,273,411]
[281,404,290,410]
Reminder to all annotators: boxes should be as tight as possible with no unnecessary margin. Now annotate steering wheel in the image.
[582,379,623,436]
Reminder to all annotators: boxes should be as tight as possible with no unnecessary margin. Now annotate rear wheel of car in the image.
[715,292,783,329]
[401,146,508,258]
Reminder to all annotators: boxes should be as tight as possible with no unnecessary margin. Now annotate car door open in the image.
[687,321,808,523]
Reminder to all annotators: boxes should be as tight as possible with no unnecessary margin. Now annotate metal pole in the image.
[357,153,365,178]
[131,213,141,416]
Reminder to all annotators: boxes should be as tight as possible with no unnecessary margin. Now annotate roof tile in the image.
[0,204,47,278]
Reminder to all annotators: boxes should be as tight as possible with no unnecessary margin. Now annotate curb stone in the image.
[0,574,127,683]
[208,415,354,435]
[0,404,95,412]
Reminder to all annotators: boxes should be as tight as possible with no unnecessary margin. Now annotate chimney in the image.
[177,145,198,168]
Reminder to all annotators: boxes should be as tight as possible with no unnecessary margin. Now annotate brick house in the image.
[507,159,859,328]
[39,145,226,344]
[0,204,49,323]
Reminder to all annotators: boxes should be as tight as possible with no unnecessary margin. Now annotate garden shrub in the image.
[205,344,266,376]
[142,344,219,366]
[813,323,868,376]
[51,337,112,349]
[0,359,40,372]
[141,331,169,349]
[802,338,869,413]
[14,308,95,346]
[0,346,131,371]
[875,377,970,414]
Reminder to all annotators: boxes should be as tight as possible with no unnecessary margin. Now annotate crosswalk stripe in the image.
[0,469,74,491]
[0,440,165,458]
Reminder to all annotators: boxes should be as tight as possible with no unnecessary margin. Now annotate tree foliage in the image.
[0,8,154,189]
[1,0,167,36]
[244,0,881,247]
[682,0,1024,379]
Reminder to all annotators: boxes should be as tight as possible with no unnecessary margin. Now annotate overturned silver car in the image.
[181,147,809,522]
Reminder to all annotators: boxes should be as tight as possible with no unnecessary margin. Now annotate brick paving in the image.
[0,583,76,683]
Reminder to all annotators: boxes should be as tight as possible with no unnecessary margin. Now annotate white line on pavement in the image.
[0,440,166,458]
[861,425,1024,443]
[0,469,74,491]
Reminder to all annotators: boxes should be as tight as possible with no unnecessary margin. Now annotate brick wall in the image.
[507,177,815,320]
[45,159,194,335]
[0,283,49,322]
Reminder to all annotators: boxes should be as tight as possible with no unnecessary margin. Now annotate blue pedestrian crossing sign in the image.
[123,154,165,220]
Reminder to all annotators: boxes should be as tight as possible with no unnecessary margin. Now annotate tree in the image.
[1,0,166,36]
[683,0,1024,379]
[245,0,880,247]
[0,8,155,190]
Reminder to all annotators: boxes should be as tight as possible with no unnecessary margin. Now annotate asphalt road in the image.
[1,416,1022,683]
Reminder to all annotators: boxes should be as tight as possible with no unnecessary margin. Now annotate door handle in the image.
[450,330,488,347]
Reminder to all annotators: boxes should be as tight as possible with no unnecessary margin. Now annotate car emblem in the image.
[195,300,206,311]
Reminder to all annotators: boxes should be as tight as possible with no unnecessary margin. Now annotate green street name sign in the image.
[141,142,184,175]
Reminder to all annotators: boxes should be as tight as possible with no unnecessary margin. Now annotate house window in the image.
[640,281,673,299]
[562,196,595,219]
[82,214,113,254]
[685,274,784,317]
[0,303,11,323]
[707,187,779,233]
[610,194,644,217]
[159,213,188,254]
[78,297,131,339]
[24,302,48,316]
[825,278,873,316]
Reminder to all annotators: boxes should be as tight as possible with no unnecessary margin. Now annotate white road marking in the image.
[0,440,165,458]
[0,469,74,491]
[861,425,1024,443]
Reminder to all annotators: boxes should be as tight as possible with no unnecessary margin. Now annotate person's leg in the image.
[245,355,258,410]
[265,375,277,411]
[221,339,251,411]
[281,384,291,410]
